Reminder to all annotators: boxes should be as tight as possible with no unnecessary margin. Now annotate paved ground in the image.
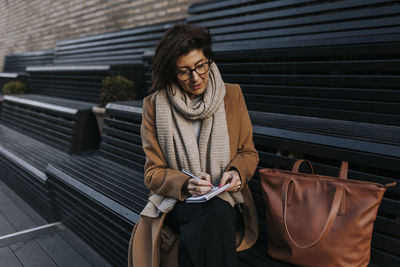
[0,179,112,267]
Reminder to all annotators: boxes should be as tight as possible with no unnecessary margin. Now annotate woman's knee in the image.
[206,198,235,222]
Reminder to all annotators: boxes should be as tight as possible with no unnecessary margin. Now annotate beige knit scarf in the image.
[141,63,242,218]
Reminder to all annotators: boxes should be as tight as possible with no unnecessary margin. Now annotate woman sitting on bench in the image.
[128,23,259,267]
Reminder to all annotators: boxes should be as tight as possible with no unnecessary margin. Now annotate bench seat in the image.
[46,101,148,266]
[0,124,70,221]
[47,154,148,266]
[238,243,294,267]
[0,94,100,221]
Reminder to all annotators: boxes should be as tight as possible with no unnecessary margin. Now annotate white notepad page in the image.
[186,183,231,203]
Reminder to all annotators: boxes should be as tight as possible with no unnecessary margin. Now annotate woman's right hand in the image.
[188,172,212,196]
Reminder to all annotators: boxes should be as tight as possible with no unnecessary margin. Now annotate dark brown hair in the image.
[150,23,214,93]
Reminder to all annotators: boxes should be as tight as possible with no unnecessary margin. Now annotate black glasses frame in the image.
[175,60,212,81]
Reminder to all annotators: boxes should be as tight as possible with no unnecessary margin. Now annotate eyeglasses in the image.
[175,61,211,81]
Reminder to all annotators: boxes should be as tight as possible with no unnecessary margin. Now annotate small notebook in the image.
[186,183,231,203]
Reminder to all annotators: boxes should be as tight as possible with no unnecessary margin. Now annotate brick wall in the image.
[0,0,203,70]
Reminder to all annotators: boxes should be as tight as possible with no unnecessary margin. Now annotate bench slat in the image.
[190,0,395,26]
[50,183,130,264]
[188,0,259,14]
[238,85,400,102]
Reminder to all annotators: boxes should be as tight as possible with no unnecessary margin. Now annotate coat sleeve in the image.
[141,96,190,201]
[225,85,259,190]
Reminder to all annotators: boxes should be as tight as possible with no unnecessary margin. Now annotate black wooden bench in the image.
[0,94,99,221]
[46,101,148,266]
[182,0,400,265]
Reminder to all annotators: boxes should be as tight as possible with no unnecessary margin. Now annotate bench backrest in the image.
[188,0,400,51]
[215,44,400,127]
[3,49,54,73]
[26,66,111,103]
[0,94,99,153]
[54,21,179,66]
[100,101,145,172]
[187,0,400,124]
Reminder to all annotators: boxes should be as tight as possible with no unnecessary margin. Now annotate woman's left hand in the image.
[219,170,242,192]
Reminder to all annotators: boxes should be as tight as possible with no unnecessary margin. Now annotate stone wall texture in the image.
[0,0,203,70]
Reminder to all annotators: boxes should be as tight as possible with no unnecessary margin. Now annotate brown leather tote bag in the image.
[259,159,396,267]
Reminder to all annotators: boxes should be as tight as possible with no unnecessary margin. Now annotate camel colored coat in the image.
[128,83,259,267]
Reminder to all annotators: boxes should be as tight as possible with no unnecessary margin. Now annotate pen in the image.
[181,169,200,180]
[181,169,215,188]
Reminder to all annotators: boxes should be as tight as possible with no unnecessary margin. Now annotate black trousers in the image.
[165,197,242,267]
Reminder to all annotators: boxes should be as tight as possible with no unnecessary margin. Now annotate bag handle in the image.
[291,160,348,214]
[282,178,345,249]
[292,159,349,180]
[292,159,314,174]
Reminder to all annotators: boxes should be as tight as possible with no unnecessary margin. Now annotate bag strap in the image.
[292,159,314,174]
[282,178,345,249]
[339,161,348,180]
[337,161,348,215]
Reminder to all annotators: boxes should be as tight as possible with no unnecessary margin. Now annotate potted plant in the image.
[2,80,27,95]
[93,75,137,133]
[1,80,27,105]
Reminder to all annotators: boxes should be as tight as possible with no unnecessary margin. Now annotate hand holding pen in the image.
[181,169,213,196]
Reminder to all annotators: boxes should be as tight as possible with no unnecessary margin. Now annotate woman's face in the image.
[175,49,210,99]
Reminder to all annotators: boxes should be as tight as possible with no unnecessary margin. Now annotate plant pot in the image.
[92,105,107,135]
